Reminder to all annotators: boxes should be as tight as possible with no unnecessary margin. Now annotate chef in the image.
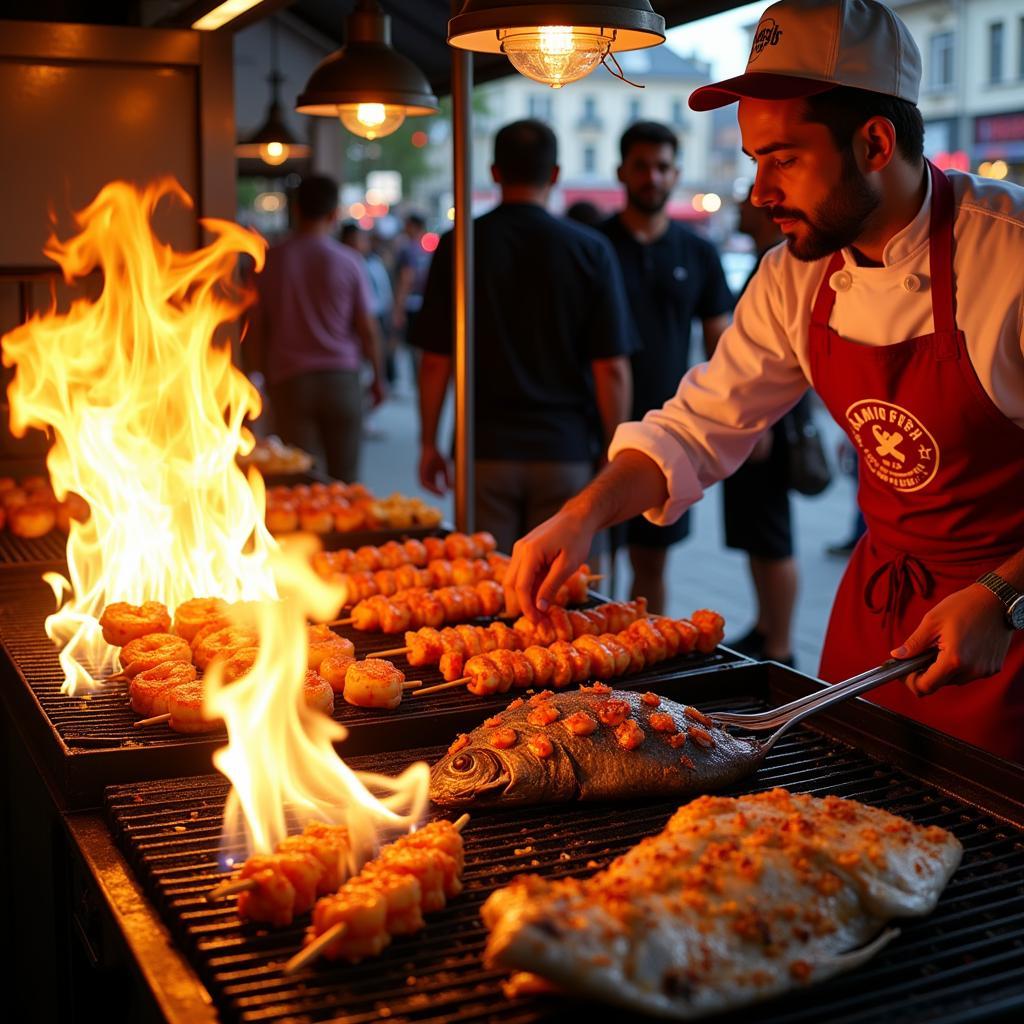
[504,0,1024,762]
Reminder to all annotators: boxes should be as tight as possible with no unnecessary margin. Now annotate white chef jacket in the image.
[609,170,1024,527]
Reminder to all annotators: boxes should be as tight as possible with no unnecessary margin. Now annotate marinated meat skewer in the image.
[328,554,510,604]
[333,570,592,634]
[376,599,649,680]
[414,611,725,697]
[284,814,470,974]
[313,532,498,578]
[207,820,353,926]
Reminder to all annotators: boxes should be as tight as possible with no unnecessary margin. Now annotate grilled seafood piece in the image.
[482,789,962,1019]
[430,686,761,808]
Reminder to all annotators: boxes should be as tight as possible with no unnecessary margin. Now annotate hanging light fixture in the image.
[448,1,665,89]
[236,18,311,168]
[295,0,438,141]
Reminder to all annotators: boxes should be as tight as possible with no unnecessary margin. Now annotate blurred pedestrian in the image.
[391,212,431,378]
[565,200,603,228]
[341,220,394,380]
[249,175,384,482]
[412,119,634,554]
[599,121,734,612]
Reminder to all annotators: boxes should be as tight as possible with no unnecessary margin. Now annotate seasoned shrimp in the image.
[303,670,335,715]
[128,662,197,716]
[172,597,230,642]
[343,658,406,709]
[319,652,356,694]
[166,680,221,733]
[99,601,171,647]
[217,646,260,683]
[192,626,259,670]
[120,632,191,677]
[307,625,354,670]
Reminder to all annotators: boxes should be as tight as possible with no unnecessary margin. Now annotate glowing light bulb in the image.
[258,140,289,166]
[337,103,407,140]
[499,26,614,88]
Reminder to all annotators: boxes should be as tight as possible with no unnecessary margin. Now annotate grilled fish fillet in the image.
[482,789,962,1019]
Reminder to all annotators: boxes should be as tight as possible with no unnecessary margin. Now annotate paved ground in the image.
[356,366,857,676]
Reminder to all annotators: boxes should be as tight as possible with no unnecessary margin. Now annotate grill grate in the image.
[0,527,67,568]
[0,568,744,807]
[106,701,1024,1024]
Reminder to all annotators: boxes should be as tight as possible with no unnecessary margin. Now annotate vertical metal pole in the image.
[451,2,474,532]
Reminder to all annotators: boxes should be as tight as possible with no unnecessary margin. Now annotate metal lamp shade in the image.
[448,0,666,52]
[236,100,311,158]
[296,41,438,117]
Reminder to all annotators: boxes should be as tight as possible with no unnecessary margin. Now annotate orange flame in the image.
[210,539,429,866]
[2,179,277,693]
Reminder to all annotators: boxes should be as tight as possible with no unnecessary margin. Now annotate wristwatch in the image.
[976,572,1024,630]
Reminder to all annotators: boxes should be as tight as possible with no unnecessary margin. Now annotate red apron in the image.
[813,161,1024,763]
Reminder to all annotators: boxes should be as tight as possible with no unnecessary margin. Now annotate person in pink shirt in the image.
[249,175,384,482]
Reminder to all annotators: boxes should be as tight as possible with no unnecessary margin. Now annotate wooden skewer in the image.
[412,677,469,696]
[324,616,355,627]
[452,812,470,833]
[401,680,422,690]
[375,646,410,658]
[206,877,257,902]
[283,923,347,975]
[133,712,171,728]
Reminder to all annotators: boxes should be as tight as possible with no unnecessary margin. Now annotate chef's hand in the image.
[419,444,451,496]
[891,584,1011,695]
[505,509,596,623]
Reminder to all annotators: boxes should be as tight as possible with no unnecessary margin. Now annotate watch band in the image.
[976,572,1024,630]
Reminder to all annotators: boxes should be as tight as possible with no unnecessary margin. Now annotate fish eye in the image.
[451,753,473,772]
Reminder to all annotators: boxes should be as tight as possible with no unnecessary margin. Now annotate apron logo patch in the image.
[845,399,940,493]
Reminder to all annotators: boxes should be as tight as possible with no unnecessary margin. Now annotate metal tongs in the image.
[715,649,938,754]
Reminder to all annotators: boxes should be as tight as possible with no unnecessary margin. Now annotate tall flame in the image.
[210,537,429,867]
[2,179,277,692]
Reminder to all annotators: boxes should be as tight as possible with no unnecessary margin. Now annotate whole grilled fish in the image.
[429,685,764,808]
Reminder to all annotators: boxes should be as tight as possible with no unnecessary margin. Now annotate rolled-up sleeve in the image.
[609,252,810,525]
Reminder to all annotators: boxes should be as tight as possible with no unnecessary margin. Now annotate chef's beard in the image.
[771,151,881,262]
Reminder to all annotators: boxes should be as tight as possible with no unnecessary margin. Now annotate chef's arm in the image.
[894,547,1024,696]
[700,313,731,359]
[418,351,452,495]
[591,355,632,451]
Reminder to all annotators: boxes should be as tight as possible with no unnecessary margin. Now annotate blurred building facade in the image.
[471,47,722,221]
[894,0,1024,183]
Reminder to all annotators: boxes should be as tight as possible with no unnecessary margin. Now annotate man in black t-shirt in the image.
[412,120,634,555]
[599,122,734,613]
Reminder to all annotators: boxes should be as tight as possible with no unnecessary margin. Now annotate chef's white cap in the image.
[689,0,922,111]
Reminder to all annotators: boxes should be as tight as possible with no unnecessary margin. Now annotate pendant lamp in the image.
[296,0,439,141]
[236,18,311,167]
[448,1,665,89]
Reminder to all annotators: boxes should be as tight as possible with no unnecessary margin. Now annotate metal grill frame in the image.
[0,567,747,809]
[95,661,1024,1024]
